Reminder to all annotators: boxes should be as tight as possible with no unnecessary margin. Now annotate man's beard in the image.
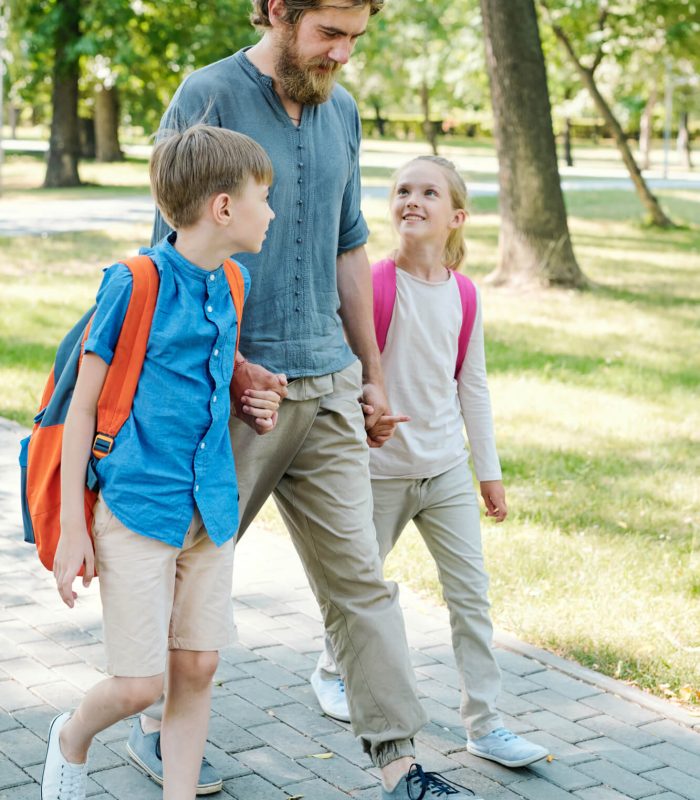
[275,29,341,105]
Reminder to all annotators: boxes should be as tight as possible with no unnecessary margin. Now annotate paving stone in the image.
[283,777,353,799]
[580,715,664,749]
[212,693,275,728]
[219,644,263,666]
[0,713,20,735]
[222,772,288,799]
[35,623,99,649]
[494,651,547,677]
[201,744,252,781]
[19,640,81,669]
[274,612,324,638]
[0,660,55,689]
[0,782,40,800]
[229,676,293,708]
[0,760,31,791]
[0,622,45,646]
[207,715,265,753]
[234,607,289,632]
[527,669,604,701]
[30,680,83,710]
[574,788,634,799]
[447,766,527,799]
[267,701,343,737]
[52,663,104,692]
[449,748,528,785]
[511,777,586,800]
[578,737,666,773]
[90,765,162,799]
[416,663,462,690]
[247,720,321,758]
[0,682,43,713]
[580,694,662,726]
[498,711,537,735]
[527,757,599,791]
[642,741,700,779]
[520,690,601,723]
[415,678,460,709]
[310,729,372,769]
[496,690,541,716]
[11,605,65,629]
[640,720,700,757]
[0,728,47,767]
[420,697,464,729]
[421,643,457,667]
[409,647,441,668]
[93,718,131,745]
[639,767,700,800]
[500,672,542,696]
[235,746,313,786]
[414,721,467,755]
[0,641,24,665]
[520,730,594,765]
[641,794,687,800]
[520,711,601,744]
[254,645,316,674]
[576,759,663,798]
[238,659,306,689]
[298,752,376,791]
[414,740,464,773]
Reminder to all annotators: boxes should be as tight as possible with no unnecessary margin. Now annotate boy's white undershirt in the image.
[370,267,502,482]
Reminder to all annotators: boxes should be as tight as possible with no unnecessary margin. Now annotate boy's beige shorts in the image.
[93,495,235,677]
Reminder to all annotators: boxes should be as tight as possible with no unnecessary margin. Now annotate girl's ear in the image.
[449,208,467,228]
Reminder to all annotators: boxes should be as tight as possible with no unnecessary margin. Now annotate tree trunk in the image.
[639,87,657,171]
[480,0,585,288]
[94,85,123,162]
[44,0,81,187]
[677,111,692,169]
[371,99,385,137]
[420,80,438,156]
[563,117,574,166]
[551,24,673,227]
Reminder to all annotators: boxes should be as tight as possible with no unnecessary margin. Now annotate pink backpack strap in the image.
[371,258,397,352]
[454,271,478,378]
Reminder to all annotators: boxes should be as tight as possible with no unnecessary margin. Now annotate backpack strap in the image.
[371,258,398,352]
[222,259,246,358]
[92,256,160,459]
[453,271,478,379]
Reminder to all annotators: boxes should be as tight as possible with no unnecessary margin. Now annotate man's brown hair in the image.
[251,0,384,28]
[150,125,274,230]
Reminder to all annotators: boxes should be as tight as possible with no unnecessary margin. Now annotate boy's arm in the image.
[54,353,108,608]
[336,245,388,431]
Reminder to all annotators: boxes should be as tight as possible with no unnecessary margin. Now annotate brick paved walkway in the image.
[1,417,699,799]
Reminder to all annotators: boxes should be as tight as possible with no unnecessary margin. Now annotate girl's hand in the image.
[480,480,508,522]
[53,526,95,608]
[367,413,410,448]
[241,389,281,434]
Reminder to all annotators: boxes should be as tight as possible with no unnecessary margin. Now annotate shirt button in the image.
[213,395,217,403]
[297,219,302,224]
[195,484,200,492]
[200,442,206,450]
[297,200,303,205]
[295,307,301,313]
[298,162,303,168]
[209,274,215,281]
[207,305,213,313]
[214,349,219,357]
[296,237,302,244]
[296,256,302,262]
[295,274,300,280]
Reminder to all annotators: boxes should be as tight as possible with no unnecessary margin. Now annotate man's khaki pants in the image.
[145,361,426,767]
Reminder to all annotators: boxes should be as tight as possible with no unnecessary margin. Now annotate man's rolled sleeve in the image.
[337,106,369,255]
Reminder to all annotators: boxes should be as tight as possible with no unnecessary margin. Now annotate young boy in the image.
[43,125,281,800]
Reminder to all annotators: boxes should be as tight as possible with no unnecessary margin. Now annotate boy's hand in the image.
[240,389,281,434]
[365,413,410,448]
[480,480,508,522]
[232,357,287,434]
[53,526,95,608]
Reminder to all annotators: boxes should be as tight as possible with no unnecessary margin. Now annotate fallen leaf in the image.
[546,755,555,763]
[309,753,334,759]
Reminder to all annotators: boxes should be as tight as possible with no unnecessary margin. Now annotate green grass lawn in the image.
[1,152,698,711]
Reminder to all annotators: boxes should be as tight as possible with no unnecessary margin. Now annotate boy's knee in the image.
[171,650,219,685]
[119,674,165,712]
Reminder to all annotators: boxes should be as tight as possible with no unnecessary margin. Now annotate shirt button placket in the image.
[295,133,304,315]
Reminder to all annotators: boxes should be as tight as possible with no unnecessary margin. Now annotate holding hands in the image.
[231,356,288,434]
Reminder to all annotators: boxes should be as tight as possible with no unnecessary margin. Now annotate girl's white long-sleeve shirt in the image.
[369,268,502,482]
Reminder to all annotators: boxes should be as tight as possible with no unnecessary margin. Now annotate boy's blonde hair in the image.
[391,155,468,270]
[150,125,274,230]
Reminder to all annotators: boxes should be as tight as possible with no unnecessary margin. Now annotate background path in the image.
[1,418,699,799]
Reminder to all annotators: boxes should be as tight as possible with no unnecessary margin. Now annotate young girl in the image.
[311,156,548,770]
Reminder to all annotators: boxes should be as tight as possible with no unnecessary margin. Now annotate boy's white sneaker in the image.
[42,712,88,800]
[467,727,549,768]
[310,666,351,722]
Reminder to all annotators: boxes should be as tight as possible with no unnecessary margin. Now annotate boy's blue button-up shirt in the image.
[84,234,250,547]
[153,48,369,378]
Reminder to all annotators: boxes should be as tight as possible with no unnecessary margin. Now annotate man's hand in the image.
[231,357,287,434]
[366,413,410,448]
[240,389,282,434]
[480,480,508,522]
[53,524,95,608]
[359,382,389,431]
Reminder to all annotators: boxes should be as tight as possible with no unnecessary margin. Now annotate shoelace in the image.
[492,727,517,742]
[337,678,346,695]
[58,762,86,799]
[406,764,475,799]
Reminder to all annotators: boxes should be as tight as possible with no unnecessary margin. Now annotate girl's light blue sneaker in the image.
[382,764,483,799]
[467,727,549,768]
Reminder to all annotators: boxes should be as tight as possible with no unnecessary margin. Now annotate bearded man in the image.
[129,2,484,798]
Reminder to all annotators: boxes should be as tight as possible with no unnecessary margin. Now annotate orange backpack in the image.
[19,255,245,573]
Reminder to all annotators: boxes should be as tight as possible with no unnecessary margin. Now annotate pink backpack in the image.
[371,258,477,379]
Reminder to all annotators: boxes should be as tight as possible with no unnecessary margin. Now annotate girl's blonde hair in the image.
[391,155,468,270]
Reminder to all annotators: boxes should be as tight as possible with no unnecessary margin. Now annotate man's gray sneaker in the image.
[41,712,88,800]
[382,764,483,799]
[126,718,223,795]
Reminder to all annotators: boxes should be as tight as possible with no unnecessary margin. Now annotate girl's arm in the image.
[54,353,109,608]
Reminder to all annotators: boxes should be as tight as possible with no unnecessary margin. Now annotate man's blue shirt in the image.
[153,48,369,378]
[84,233,250,547]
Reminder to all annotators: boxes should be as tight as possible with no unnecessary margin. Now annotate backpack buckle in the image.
[92,433,114,459]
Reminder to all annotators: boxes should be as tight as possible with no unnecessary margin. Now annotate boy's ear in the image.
[211,192,233,225]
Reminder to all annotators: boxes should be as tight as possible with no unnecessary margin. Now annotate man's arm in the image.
[230,352,288,434]
[336,245,387,430]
